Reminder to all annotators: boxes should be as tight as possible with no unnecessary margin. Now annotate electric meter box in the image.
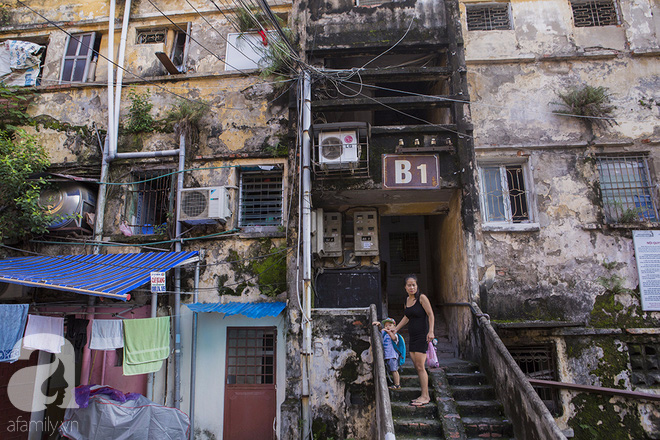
[354,210,379,256]
[322,212,343,257]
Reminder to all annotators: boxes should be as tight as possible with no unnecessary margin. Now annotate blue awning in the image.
[187,301,286,318]
[0,251,199,301]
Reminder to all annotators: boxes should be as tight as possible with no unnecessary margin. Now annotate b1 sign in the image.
[382,154,440,189]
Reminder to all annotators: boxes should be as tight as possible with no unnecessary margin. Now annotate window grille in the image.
[597,155,657,223]
[389,232,421,274]
[226,328,276,385]
[355,0,383,6]
[629,343,660,387]
[239,171,284,227]
[480,164,531,223]
[466,3,512,31]
[136,30,167,44]
[509,345,561,415]
[570,0,619,27]
[60,33,96,83]
[125,171,173,235]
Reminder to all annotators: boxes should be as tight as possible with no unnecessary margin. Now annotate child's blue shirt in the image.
[382,330,398,360]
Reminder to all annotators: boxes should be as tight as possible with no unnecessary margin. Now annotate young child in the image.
[374,317,405,390]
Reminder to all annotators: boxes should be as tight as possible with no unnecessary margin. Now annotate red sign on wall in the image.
[382,154,440,189]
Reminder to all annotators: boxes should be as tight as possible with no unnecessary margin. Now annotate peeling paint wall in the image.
[310,309,375,440]
[460,0,660,435]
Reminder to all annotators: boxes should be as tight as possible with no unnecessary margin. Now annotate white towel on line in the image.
[89,319,124,350]
[23,315,65,354]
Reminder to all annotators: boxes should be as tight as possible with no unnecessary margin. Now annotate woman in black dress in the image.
[394,274,435,406]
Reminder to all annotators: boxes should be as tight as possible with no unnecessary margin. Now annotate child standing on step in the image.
[373,317,406,390]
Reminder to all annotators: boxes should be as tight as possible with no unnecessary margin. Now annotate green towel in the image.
[122,316,170,376]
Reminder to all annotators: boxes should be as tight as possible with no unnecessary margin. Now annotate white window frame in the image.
[478,159,539,232]
[59,32,96,84]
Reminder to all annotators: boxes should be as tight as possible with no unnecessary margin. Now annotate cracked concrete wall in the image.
[309,309,375,440]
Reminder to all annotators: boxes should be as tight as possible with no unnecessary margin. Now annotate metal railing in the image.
[369,304,396,440]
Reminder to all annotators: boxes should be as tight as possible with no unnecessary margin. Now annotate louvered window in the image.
[239,171,284,226]
[570,0,619,27]
[466,3,512,31]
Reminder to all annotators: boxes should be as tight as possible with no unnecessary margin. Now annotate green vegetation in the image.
[553,85,616,130]
[164,99,208,145]
[0,129,51,243]
[125,89,155,134]
[235,6,267,32]
[568,393,645,439]
[218,241,288,297]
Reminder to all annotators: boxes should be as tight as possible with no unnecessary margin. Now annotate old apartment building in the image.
[0,0,658,439]
[460,0,660,438]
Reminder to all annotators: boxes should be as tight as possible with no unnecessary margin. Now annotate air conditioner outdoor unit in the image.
[179,187,231,224]
[318,131,360,168]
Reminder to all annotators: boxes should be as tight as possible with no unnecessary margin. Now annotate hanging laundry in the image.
[0,304,29,362]
[122,316,170,376]
[89,319,124,350]
[65,317,89,351]
[23,314,65,354]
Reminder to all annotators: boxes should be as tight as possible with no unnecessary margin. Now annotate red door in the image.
[0,351,39,440]
[223,327,277,440]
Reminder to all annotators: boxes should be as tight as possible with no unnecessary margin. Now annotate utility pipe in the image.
[300,71,313,440]
[173,133,186,409]
[189,259,200,439]
[107,0,115,163]
[112,0,132,157]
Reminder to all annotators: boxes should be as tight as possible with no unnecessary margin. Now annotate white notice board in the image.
[632,230,660,311]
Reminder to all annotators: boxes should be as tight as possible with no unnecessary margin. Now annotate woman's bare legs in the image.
[409,351,430,404]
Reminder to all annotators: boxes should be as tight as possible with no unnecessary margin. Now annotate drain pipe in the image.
[112,0,131,154]
[189,258,201,439]
[300,70,313,440]
[173,133,186,410]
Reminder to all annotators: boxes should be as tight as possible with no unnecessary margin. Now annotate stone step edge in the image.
[428,367,468,440]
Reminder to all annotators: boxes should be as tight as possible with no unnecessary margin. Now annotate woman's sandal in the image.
[388,384,401,390]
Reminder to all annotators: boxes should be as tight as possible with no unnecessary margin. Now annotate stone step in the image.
[451,384,496,401]
[446,372,488,386]
[394,416,443,437]
[456,400,505,417]
[462,416,515,437]
[391,400,437,418]
[390,386,427,402]
[437,358,480,374]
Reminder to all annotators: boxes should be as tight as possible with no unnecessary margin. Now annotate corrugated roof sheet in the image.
[0,251,199,301]
[187,301,286,318]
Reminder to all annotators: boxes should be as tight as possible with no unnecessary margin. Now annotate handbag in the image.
[426,340,439,368]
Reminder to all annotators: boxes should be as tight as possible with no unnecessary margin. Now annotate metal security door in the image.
[223,327,276,440]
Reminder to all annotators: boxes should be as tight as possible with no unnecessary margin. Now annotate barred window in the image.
[466,3,512,31]
[597,155,657,224]
[479,163,532,224]
[226,328,276,385]
[239,171,284,227]
[136,30,167,44]
[570,0,619,27]
[125,171,173,235]
[509,345,561,415]
[389,232,421,275]
[629,343,660,387]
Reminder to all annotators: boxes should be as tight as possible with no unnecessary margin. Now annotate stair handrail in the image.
[369,304,396,440]
[470,302,568,440]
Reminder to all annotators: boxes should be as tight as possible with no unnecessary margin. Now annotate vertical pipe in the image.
[174,133,185,409]
[113,0,132,156]
[189,260,200,439]
[300,71,312,440]
[107,0,115,159]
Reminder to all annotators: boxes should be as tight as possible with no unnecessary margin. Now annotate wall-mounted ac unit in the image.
[179,187,231,224]
[0,282,28,300]
[318,131,360,168]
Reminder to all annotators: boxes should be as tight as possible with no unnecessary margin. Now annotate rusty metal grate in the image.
[509,345,561,415]
[239,171,284,226]
[570,0,619,27]
[629,343,660,387]
[480,164,530,223]
[466,3,512,31]
[226,328,276,385]
[597,155,657,223]
[125,171,173,235]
